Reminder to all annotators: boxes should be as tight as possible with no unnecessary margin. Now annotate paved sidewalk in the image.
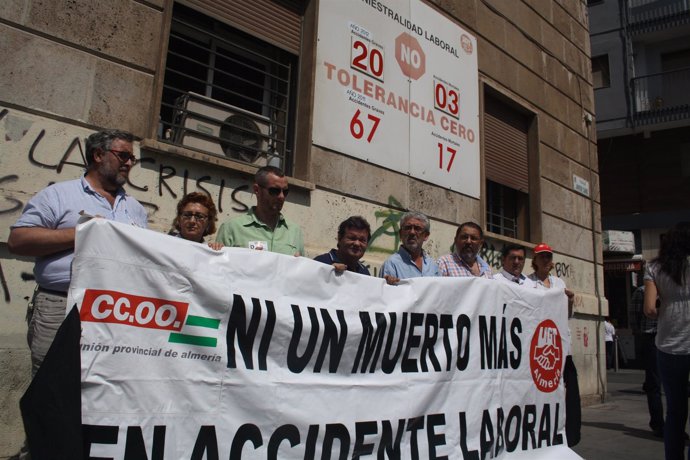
[572,369,680,460]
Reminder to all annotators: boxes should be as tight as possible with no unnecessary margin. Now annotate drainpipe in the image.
[620,0,636,128]
[578,67,607,403]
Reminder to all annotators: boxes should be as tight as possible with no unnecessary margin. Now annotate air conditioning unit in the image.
[173,92,272,166]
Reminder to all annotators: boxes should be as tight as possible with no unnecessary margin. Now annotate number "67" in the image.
[350,109,381,143]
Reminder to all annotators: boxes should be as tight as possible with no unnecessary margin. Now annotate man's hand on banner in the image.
[207,242,224,251]
[78,210,104,224]
[332,263,347,273]
[384,274,400,285]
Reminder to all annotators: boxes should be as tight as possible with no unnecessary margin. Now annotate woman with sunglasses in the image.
[644,222,690,460]
[170,192,223,250]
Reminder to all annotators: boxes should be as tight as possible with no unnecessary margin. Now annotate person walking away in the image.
[644,222,690,460]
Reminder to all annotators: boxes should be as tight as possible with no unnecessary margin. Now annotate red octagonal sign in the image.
[395,32,426,80]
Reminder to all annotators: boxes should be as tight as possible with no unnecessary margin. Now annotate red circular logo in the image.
[460,34,473,54]
[529,319,563,393]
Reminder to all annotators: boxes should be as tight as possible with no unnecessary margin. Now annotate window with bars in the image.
[486,180,529,239]
[159,3,298,171]
[484,91,533,241]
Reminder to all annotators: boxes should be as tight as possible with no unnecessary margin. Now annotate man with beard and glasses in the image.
[437,221,492,278]
[216,166,304,256]
[380,211,438,284]
[314,216,371,275]
[8,129,148,377]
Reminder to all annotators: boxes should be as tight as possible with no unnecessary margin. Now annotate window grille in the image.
[158,4,297,171]
[486,180,519,238]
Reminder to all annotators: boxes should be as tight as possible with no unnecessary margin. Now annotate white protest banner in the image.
[70,220,581,459]
[312,0,480,196]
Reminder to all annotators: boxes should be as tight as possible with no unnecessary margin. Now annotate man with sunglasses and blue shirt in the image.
[216,166,304,256]
[8,129,148,377]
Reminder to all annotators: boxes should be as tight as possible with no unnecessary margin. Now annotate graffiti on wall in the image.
[1,111,259,219]
[480,242,503,271]
[574,325,589,348]
[555,262,571,278]
[1,108,579,305]
[13,133,256,215]
[1,108,261,303]
[0,263,9,303]
[367,196,405,254]
[0,175,23,215]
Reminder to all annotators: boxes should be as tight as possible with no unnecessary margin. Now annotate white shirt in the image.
[528,272,573,356]
[604,321,615,342]
[493,269,536,288]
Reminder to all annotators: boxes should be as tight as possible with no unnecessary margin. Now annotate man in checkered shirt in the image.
[437,221,492,278]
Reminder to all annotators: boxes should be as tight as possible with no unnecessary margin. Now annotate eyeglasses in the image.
[108,149,138,165]
[401,224,426,233]
[261,185,290,197]
[180,212,208,222]
[458,234,482,243]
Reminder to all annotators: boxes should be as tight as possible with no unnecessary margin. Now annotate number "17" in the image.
[438,143,457,172]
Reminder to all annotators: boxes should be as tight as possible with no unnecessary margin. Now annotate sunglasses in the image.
[261,185,290,197]
[401,224,426,233]
[180,212,208,222]
[108,149,138,165]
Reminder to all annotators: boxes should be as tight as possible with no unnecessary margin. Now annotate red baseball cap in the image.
[533,243,553,254]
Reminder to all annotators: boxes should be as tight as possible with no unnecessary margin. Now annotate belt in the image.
[37,286,68,297]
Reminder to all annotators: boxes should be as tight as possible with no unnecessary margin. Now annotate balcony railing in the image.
[627,0,690,32]
[631,67,690,126]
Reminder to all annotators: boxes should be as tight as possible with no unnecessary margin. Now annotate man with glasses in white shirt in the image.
[8,129,148,377]
[493,244,535,287]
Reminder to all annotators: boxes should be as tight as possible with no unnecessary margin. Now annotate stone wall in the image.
[0,0,603,455]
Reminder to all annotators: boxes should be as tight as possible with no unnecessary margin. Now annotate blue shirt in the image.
[380,246,439,279]
[314,249,370,275]
[11,176,148,291]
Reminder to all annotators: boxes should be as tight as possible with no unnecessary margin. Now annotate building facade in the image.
[589,0,690,349]
[0,0,602,453]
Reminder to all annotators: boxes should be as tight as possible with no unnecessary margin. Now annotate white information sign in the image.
[313,0,480,197]
[69,220,581,459]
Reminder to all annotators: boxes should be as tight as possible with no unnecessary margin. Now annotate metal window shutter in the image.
[179,0,302,55]
[484,96,529,193]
